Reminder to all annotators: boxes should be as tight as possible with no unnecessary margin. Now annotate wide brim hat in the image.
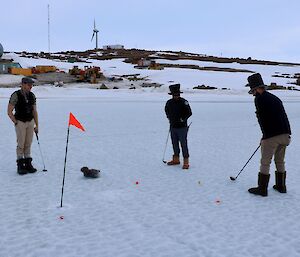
[246,73,266,94]
[168,83,183,95]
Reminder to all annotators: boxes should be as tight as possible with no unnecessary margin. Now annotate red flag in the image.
[68,112,85,131]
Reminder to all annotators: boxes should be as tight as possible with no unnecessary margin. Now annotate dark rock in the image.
[81,166,100,178]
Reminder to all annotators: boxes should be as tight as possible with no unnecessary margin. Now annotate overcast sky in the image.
[1,0,300,62]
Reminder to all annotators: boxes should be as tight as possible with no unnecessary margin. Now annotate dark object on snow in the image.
[273,171,287,193]
[193,84,217,90]
[24,157,37,173]
[98,84,108,89]
[17,158,27,175]
[81,166,100,178]
[17,158,37,175]
[248,173,270,197]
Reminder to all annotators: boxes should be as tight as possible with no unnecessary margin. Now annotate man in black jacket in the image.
[7,77,39,175]
[165,84,192,169]
[247,73,291,196]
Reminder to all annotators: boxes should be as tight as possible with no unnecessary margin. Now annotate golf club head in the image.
[162,160,167,164]
[42,169,47,172]
[230,176,236,181]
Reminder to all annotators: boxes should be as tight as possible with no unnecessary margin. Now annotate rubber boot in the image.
[25,158,37,173]
[273,171,287,193]
[182,158,189,169]
[17,159,27,175]
[167,155,180,165]
[248,173,270,197]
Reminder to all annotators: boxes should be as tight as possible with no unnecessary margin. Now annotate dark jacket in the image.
[14,90,36,122]
[165,97,192,128]
[255,91,291,139]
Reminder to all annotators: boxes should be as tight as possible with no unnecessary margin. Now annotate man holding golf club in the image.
[247,73,291,196]
[7,77,39,175]
[165,84,192,169]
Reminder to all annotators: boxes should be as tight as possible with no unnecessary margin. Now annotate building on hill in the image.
[103,44,124,50]
[137,58,151,67]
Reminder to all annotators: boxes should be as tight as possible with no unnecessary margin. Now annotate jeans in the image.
[170,127,189,158]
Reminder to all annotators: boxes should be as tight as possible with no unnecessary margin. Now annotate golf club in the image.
[230,144,261,181]
[35,131,47,172]
[162,128,170,163]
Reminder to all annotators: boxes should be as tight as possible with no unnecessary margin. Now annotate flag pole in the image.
[60,125,70,208]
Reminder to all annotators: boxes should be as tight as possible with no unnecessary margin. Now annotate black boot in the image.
[248,173,270,197]
[273,171,287,193]
[17,159,27,175]
[24,158,37,173]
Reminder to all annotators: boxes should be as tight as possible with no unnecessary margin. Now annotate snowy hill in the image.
[1,50,300,94]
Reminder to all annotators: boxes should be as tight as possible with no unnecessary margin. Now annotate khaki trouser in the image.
[260,134,291,175]
[15,119,35,159]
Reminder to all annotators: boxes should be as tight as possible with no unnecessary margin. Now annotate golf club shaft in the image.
[162,128,170,162]
[37,143,46,170]
[35,132,46,170]
[234,144,261,179]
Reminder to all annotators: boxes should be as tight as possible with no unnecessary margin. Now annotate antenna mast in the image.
[48,4,51,53]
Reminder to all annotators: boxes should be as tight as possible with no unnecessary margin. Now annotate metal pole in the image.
[48,4,50,53]
[60,126,70,207]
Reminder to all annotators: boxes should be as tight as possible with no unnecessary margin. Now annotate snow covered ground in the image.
[0,88,300,257]
[0,54,300,257]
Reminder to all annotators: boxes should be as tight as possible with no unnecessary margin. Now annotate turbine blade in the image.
[91,32,95,41]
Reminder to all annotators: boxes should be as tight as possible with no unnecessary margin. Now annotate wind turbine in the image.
[91,19,99,49]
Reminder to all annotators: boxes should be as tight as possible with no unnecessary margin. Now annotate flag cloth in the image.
[68,112,85,131]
